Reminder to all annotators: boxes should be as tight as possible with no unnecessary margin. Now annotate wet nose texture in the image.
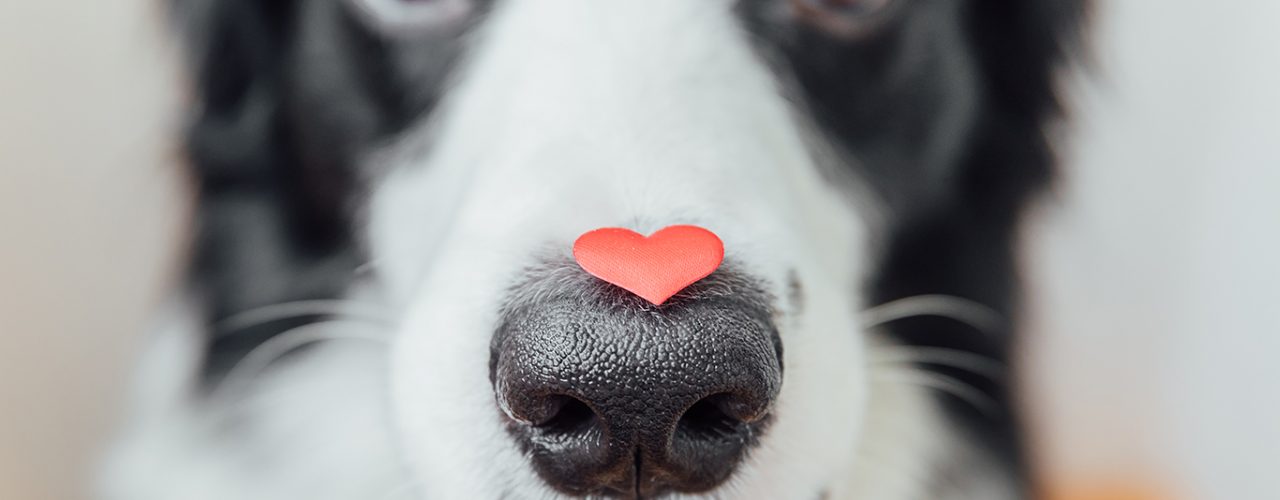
[491,260,782,498]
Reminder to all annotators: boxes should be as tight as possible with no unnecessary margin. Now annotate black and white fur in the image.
[100,1,1082,499]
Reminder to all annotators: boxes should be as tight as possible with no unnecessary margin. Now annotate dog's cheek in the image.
[385,255,558,498]
[730,272,869,497]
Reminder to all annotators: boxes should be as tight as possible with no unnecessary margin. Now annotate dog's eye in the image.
[345,0,473,35]
[790,0,898,37]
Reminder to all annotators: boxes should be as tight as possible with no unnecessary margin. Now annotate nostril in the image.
[666,392,771,492]
[676,394,750,441]
[536,396,597,435]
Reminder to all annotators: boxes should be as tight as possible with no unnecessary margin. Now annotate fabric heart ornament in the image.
[573,225,725,305]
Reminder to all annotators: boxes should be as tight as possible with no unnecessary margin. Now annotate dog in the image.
[99,1,1082,498]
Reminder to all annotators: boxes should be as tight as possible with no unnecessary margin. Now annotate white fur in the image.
[102,1,1000,498]
[373,1,866,497]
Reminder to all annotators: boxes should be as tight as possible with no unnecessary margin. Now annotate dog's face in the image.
[359,1,966,497]
[107,0,1078,499]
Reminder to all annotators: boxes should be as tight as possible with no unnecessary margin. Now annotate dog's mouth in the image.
[488,260,783,497]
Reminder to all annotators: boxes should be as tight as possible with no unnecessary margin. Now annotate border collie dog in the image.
[102,1,1082,499]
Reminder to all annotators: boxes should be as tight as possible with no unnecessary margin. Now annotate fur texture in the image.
[100,0,1083,498]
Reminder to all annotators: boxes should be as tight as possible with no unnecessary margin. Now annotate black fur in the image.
[176,0,479,376]
[176,0,1083,494]
[739,0,1084,493]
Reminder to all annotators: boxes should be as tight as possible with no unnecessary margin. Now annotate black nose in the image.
[490,262,782,498]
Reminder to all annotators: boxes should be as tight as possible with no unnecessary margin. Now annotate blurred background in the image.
[0,1,1276,499]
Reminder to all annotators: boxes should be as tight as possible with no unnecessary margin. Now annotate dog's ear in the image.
[173,0,368,378]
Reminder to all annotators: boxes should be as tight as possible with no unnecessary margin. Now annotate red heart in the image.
[573,225,725,305]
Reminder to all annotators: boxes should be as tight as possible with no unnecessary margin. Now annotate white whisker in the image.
[211,320,389,403]
[872,367,1000,418]
[859,294,1004,334]
[376,476,424,500]
[868,346,1007,381]
[215,299,392,334]
[354,259,381,277]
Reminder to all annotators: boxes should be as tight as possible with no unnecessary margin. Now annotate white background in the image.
[1025,1,1280,498]
[1,1,1277,498]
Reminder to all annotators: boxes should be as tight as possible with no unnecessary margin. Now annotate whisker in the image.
[859,294,1004,335]
[868,346,1007,381]
[872,367,1000,418]
[850,446,933,495]
[376,476,425,500]
[354,259,382,277]
[855,461,935,500]
[211,320,389,403]
[215,299,392,334]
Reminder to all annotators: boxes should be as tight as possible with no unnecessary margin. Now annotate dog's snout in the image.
[490,262,781,497]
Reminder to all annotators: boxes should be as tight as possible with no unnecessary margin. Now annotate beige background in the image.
[0,2,187,499]
[2,1,1277,499]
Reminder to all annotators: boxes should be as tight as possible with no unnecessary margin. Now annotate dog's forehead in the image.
[364,0,870,308]
[316,0,972,212]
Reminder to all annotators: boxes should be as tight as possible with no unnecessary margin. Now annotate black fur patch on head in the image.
[738,0,1086,492]
[173,0,482,377]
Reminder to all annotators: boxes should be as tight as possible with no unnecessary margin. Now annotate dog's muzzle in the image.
[490,262,782,497]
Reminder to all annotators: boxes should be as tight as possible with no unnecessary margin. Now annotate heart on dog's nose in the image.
[573,225,724,305]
